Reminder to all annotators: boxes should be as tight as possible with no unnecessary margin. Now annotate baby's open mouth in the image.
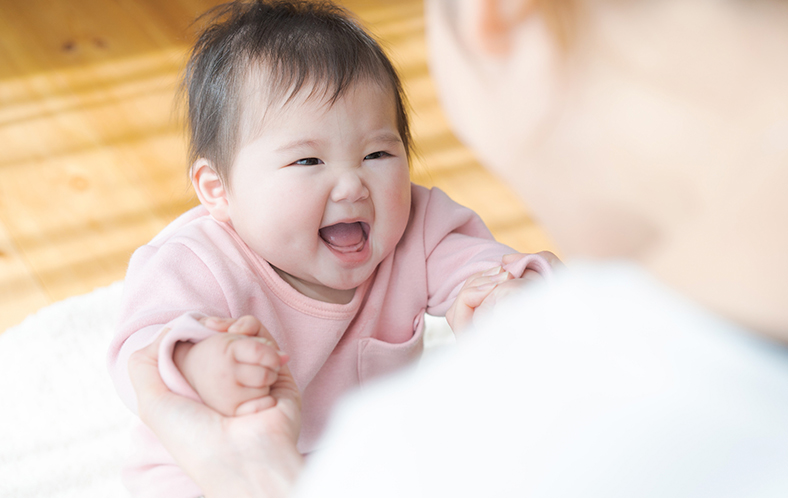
[319,222,369,253]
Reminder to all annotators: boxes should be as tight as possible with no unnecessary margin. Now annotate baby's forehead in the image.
[236,69,395,139]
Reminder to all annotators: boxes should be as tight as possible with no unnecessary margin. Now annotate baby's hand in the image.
[445,266,515,333]
[173,316,288,417]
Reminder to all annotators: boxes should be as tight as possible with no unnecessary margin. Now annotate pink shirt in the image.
[108,184,551,497]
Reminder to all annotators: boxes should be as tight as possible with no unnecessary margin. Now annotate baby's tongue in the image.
[320,222,364,248]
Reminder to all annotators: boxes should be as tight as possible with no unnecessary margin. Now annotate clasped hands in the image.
[128,315,303,498]
[446,251,561,332]
[127,251,560,498]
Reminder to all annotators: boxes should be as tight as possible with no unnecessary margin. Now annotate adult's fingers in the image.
[235,395,278,416]
[446,269,510,331]
[266,362,302,437]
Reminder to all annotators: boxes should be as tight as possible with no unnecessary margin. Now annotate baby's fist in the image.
[174,319,287,416]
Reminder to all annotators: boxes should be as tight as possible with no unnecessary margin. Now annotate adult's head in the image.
[428,0,788,337]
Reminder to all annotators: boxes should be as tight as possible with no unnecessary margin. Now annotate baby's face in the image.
[224,80,411,304]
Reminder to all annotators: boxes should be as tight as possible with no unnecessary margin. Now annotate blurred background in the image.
[0,0,556,332]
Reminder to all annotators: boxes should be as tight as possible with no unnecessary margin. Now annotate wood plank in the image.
[0,0,557,333]
[0,0,223,78]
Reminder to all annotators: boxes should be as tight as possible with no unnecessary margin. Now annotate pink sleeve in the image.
[156,312,221,403]
[501,252,554,279]
[107,242,229,413]
[421,188,552,315]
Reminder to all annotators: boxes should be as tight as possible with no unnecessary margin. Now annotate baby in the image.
[107,1,554,496]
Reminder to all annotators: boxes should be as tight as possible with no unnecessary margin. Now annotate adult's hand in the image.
[445,265,514,333]
[447,251,564,332]
[128,315,304,498]
[472,251,564,317]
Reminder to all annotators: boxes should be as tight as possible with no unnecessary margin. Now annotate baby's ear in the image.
[192,159,231,222]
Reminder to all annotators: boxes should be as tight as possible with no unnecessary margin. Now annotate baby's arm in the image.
[173,316,289,417]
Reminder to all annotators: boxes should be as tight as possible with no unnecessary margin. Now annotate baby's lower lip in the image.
[321,228,371,264]
[319,222,370,253]
[326,238,366,253]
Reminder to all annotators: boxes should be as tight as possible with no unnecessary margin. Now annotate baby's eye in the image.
[364,151,390,160]
[293,157,322,166]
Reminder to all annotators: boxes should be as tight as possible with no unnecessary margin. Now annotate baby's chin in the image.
[323,268,374,292]
[275,253,383,302]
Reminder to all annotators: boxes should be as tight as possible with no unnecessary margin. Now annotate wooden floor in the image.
[0,0,556,332]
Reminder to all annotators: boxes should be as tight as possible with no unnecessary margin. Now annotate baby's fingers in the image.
[234,363,279,389]
[200,316,236,332]
[200,315,269,337]
[231,337,289,368]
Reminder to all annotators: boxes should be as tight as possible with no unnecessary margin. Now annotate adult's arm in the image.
[128,316,304,498]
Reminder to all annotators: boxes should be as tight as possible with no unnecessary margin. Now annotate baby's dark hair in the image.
[181,0,412,184]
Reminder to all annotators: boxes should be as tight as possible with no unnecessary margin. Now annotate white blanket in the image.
[0,282,134,498]
[0,283,453,498]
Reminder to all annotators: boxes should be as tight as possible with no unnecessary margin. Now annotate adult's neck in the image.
[641,168,788,341]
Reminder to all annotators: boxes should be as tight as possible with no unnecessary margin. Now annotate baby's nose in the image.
[331,170,369,203]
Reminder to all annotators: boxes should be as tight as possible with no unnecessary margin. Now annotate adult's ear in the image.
[191,158,230,222]
[476,0,536,55]
[427,0,561,170]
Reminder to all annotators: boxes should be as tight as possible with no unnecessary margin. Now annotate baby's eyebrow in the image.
[368,132,402,145]
[275,138,323,153]
[275,133,401,153]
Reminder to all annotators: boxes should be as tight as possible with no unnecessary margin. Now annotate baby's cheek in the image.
[388,178,411,225]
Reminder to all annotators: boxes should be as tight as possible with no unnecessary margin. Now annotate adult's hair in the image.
[181,0,412,184]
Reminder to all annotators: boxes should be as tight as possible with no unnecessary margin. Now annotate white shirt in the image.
[296,262,788,497]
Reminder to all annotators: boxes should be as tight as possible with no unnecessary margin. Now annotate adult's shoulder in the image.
[299,262,788,498]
